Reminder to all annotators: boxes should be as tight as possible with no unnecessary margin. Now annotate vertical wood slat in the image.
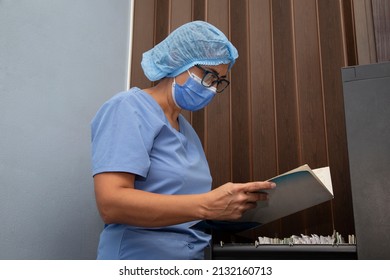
[204,0,232,188]
[170,0,196,137]
[192,0,206,21]
[372,0,390,61]
[130,0,359,242]
[154,0,170,45]
[294,0,327,169]
[249,0,277,183]
[130,0,155,89]
[271,0,305,237]
[272,0,300,174]
[318,0,355,237]
[171,0,192,29]
[352,0,377,64]
[293,0,333,234]
[247,0,280,239]
[190,0,207,176]
[230,0,252,183]
[341,0,358,66]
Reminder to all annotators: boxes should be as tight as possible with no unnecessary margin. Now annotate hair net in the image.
[141,21,238,81]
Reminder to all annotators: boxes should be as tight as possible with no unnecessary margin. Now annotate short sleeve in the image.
[91,93,156,177]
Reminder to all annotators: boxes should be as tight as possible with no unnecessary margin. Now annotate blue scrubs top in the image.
[91,88,212,260]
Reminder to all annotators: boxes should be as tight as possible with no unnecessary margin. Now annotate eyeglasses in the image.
[195,65,230,93]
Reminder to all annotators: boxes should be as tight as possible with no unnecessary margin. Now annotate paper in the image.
[238,164,334,224]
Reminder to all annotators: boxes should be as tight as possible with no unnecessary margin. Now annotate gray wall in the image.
[0,0,132,259]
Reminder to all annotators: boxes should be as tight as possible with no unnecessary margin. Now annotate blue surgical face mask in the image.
[172,71,217,111]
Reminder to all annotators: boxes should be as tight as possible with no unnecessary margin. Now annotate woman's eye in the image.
[204,73,218,85]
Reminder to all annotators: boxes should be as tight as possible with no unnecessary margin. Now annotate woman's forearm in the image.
[94,172,210,227]
[98,187,208,227]
[94,172,274,227]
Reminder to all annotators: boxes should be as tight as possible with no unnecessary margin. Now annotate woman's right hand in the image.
[202,181,276,221]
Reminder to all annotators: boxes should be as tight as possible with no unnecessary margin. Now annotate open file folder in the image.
[192,165,334,232]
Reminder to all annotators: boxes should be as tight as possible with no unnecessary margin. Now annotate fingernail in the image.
[270,182,276,188]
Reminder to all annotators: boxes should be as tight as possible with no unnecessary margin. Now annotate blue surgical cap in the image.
[141,21,239,81]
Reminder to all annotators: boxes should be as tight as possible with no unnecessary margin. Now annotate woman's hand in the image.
[202,181,276,221]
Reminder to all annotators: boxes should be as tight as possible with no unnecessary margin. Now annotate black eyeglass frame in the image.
[195,65,230,93]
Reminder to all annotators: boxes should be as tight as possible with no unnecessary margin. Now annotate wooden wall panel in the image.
[272,0,300,175]
[342,0,358,66]
[352,0,390,63]
[294,0,327,168]
[353,0,377,64]
[130,0,363,242]
[171,0,192,29]
[271,0,305,237]
[154,0,170,44]
[318,0,355,236]
[192,0,206,21]
[293,0,332,235]
[249,0,277,188]
[130,0,155,89]
[230,0,252,183]
[204,0,232,188]
[372,0,390,61]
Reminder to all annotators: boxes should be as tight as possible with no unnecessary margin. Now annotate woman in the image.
[91,21,275,260]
